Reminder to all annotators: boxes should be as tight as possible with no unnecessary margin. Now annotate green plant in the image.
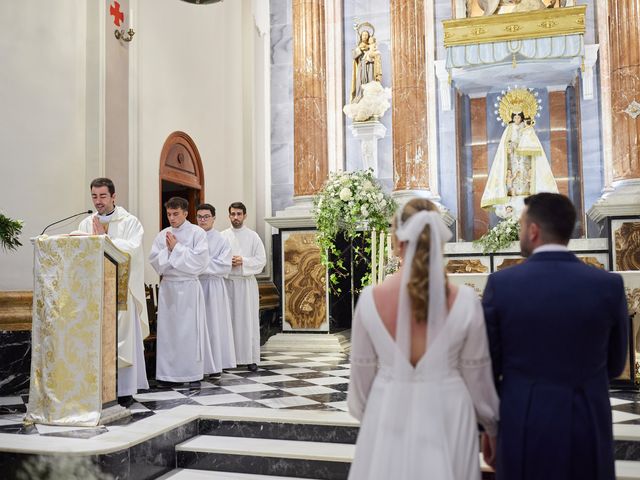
[312,169,396,292]
[474,216,520,253]
[0,212,23,252]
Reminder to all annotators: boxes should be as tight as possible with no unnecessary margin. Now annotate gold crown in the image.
[496,87,541,126]
[353,21,375,41]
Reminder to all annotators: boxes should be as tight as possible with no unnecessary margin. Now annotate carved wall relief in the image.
[446,259,489,273]
[283,232,327,330]
[496,257,525,270]
[615,222,640,271]
[461,0,567,17]
[579,257,605,269]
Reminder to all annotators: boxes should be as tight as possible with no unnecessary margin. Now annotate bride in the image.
[347,198,499,479]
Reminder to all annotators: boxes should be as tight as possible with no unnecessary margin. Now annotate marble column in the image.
[609,0,640,183]
[390,0,430,197]
[389,0,453,228]
[589,1,640,221]
[292,0,329,207]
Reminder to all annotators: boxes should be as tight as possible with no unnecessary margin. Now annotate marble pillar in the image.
[609,0,640,183]
[292,0,328,208]
[349,121,387,176]
[390,0,430,196]
[389,0,453,227]
[589,1,640,222]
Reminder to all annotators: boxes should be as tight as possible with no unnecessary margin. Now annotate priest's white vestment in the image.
[149,220,216,382]
[221,226,266,365]
[78,206,149,396]
[200,229,237,371]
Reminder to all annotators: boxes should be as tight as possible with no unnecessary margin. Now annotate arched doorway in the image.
[159,131,205,229]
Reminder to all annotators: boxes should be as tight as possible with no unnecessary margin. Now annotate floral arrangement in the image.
[0,212,23,252]
[313,169,396,291]
[474,216,520,253]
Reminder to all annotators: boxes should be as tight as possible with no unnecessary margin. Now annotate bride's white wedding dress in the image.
[347,284,499,479]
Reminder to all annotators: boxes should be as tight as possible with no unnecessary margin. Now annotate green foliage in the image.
[0,213,23,252]
[474,216,520,253]
[17,454,114,480]
[312,169,397,292]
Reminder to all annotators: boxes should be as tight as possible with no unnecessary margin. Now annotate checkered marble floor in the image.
[1,351,640,441]
[0,351,351,439]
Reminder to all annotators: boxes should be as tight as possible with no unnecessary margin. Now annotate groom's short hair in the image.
[524,193,576,244]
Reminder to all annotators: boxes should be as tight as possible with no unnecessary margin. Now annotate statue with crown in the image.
[481,87,558,219]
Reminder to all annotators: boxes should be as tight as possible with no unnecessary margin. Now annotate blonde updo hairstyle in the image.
[393,198,447,324]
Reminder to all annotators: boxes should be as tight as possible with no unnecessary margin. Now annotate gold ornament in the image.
[353,21,375,41]
[497,87,540,125]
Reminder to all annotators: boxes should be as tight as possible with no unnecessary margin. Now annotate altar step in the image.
[175,435,351,478]
[168,430,640,480]
[262,331,351,353]
[163,412,640,480]
[174,413,356,479]
[158,470,318,479]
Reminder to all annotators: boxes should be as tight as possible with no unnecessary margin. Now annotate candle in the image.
[371,229,377,285]
[378,231,385,284]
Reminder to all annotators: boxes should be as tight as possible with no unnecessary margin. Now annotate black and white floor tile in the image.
[1,351,639,441]
[0,351,351,440]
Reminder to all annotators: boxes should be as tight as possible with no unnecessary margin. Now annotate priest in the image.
[221,202,266,372]
[196,203,237,373]
[78,177,149,401]
[149,197,215,383]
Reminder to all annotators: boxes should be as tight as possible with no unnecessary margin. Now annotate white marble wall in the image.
[343,0,393,192]
[435,0,458,217]
[270,0,294,214]
[578,0,604,237]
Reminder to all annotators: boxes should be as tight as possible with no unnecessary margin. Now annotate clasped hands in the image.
[166,232,178,251]
[92,216,107,235]
[232,255,243,267]
[481,433,497,471]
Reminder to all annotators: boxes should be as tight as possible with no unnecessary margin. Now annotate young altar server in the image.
[221,202,266,372]
[149,197,216,383]
[196,203,237,373]
[78,177,149,401]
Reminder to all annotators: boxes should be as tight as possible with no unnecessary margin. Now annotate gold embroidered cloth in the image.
[25,235,129,426]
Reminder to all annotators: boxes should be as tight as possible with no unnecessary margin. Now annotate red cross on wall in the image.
[110,1,124,27]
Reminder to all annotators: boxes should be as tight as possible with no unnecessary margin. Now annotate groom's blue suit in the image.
[483,250,629,480]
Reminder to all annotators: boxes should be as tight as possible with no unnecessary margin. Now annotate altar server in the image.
[78,178,149,399]
[149,197,215,382]
[221,202,266,371]
[196,203,237,372]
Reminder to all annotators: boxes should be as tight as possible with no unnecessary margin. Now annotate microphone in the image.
[40,210,93,235]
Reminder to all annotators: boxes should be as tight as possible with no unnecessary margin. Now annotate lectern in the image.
[25,235,129,426]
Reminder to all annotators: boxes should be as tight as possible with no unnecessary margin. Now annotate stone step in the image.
[158,469,319,479]
[198,418,358,445]
[262,333,350,353]
[176,435,352,479]
[617,461,640,480]
[176,433,640,480]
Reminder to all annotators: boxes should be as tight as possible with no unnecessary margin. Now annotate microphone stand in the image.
[40,210,93,235]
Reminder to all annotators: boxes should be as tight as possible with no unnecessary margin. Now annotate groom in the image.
[482,193,628,480]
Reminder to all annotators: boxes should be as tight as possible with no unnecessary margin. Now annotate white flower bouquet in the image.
[313,169,396,290]
[474,216,520,253]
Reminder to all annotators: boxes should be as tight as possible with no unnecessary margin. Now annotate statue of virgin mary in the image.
[481,88,558,218]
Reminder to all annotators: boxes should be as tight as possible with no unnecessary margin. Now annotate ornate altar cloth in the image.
[25,235,129,426]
